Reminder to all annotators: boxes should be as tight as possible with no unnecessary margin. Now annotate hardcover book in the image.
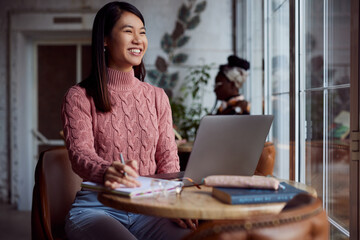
[212,182,306,204]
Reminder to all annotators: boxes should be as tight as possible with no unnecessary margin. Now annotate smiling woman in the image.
[104,11,148,72]
[61,1,195,240]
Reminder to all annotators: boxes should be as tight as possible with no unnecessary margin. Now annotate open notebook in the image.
[81,176,183,198]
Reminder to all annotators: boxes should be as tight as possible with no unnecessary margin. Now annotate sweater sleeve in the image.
[154,88,180,174]
[61,86,110,183]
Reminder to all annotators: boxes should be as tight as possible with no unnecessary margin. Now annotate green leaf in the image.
[158,73,170,88]
[147,69,161,81]
[170,72,179,81]
[195,1,207,13]
[155,56,168,72]
[169,72,179,88]
[176,35,190,48]
[178,4,191,23]
[187,15,200,30]
[161,33,173,54]
[172,53,188,64]
[171,21,185,40]
[192,87,199,99]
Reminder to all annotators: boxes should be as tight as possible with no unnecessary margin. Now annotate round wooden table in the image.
[98,180,317,220]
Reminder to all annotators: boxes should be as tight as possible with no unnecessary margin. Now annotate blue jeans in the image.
[65,190,191,240]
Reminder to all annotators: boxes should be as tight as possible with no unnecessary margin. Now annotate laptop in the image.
[182,115,274,186]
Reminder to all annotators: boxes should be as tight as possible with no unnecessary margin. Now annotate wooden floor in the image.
[0,202,31,240]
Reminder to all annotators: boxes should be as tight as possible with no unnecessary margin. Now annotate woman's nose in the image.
[132,34,143,44]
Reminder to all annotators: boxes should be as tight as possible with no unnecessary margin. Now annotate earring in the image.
[104,47,106,52]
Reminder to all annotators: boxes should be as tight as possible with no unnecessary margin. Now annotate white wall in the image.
[0,0,232,209]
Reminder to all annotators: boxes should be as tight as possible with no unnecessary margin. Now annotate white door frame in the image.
[10,11,94,210]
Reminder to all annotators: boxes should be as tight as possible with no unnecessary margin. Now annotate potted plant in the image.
[170,63,213,141]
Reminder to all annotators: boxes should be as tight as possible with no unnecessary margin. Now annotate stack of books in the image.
[212,182,306,204]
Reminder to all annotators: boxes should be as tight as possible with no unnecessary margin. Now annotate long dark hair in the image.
[80,1,146,112]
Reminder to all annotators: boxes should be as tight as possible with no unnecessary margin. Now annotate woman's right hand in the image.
[104,160,141,189]
[171,219,198,230]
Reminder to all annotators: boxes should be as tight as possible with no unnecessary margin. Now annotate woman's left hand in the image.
[171,219,198,230]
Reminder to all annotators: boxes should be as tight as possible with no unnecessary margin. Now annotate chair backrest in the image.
[32,147,82,240]
[254,141,276,176]
[184,193,329,240]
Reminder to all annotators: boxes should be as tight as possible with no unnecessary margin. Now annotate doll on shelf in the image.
[214,55,250,115]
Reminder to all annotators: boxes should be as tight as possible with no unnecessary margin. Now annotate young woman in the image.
[214,55,251,115]
[61,2,196,239]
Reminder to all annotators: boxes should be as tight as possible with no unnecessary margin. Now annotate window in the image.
[301,0,350,238]
[237,0,351,238]
[265,0,291,180]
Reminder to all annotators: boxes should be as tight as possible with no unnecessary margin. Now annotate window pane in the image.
[327,0,350,86]
[236,0,264,115]
[270,0,289,94]
[305,90,324,200]
[327,0,351,234]
[305,0,324,89]
[330,225,349,240]
[328,89,350,230]
[272,93,289,176]
[268,0,290,179]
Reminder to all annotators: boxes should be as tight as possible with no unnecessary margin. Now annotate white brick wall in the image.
[0,0,232,210]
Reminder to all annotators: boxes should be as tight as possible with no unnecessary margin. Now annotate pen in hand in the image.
[120,153,127,177]
[118,153,141,188]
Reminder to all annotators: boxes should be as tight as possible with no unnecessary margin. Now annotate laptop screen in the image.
[183,115,273,185]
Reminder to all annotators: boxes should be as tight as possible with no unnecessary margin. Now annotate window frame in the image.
[350,0,360,238]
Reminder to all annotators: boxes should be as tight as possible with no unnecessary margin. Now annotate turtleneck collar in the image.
[107,68,138,91]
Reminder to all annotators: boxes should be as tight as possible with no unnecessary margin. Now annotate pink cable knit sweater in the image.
[61,68,180,183]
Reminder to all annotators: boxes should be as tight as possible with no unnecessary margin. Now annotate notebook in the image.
[81,176,183,198]
[182,115,274,186]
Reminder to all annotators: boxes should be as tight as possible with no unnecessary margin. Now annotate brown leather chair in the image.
[184,193,329,240]
[254,142,276,176]
[31,147,82,240]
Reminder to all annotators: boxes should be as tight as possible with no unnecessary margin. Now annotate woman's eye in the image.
[140,31,146,35]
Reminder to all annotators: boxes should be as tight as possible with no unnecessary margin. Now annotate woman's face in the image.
[105,11,148,71]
